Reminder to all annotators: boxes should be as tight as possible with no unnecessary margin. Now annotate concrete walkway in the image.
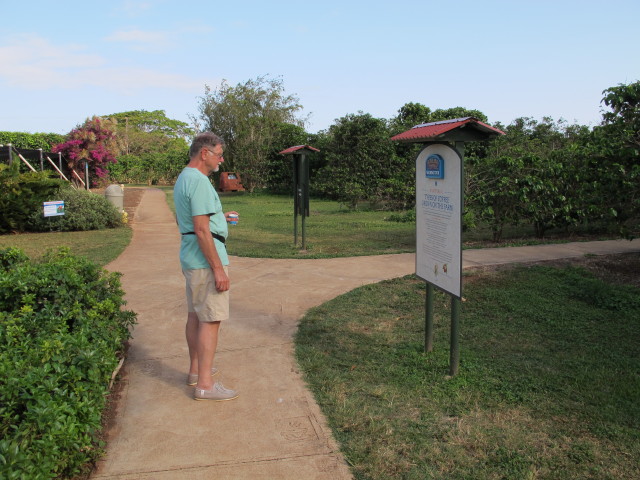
[93,188,639,479]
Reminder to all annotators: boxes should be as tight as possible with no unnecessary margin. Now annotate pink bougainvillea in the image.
[53,116,118,186]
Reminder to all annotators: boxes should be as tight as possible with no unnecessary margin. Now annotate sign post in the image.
[279,145,320,250]
[392,118,504,375]
[416,143,464,375]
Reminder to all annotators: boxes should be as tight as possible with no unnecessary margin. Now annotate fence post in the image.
[8,143,13,165]
[39,148,44,171]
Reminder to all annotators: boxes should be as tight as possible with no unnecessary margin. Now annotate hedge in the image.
[0,247,136,479]
[0,132,66,151]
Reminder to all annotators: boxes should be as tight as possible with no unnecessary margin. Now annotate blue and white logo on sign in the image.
[425,154,444,179]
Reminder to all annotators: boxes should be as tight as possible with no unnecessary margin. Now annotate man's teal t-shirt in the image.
[174,167,229,270]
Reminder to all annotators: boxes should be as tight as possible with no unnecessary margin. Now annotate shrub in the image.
[386,209,415,223]
[26,186,123,232]
[374,177,415,211]
[0,131,66,150]
[0,163,65,234]
[0,247,136,479]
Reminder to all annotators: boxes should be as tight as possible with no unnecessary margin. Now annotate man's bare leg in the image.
[195,320,220,390]
[186,311,200,376]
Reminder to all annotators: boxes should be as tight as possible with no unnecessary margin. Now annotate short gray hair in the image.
[189,132,225,158]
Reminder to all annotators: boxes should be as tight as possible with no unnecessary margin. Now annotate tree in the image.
[52,116,118,186]
[196,75,306,192]
[389,104,491,212]
[103,110,191,185]
[601,81,640,150]
[431,107,487,123]
[466,117,586,240]
[313,112,400,209]
[265,122,311,194]
[389,102,433,135]
[582,80,640,237]
[104,110,193,156]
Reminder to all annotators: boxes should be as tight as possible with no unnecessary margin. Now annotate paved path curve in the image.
[93,188,415,479]
[93,188,639,479]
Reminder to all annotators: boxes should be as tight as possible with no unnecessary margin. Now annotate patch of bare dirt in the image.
[122,187,145,224]
[565,252,640,288]
[91,186,146,224]
[466,252,640,289]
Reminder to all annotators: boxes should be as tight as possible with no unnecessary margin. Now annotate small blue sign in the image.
[426,154,444,179]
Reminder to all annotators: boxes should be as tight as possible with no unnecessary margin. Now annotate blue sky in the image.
[0,0,638,135]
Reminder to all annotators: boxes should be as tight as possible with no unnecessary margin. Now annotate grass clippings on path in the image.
[296,254,640,480]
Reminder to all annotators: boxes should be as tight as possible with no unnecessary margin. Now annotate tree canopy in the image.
[389,102,488,134]
[313,112,402,209]
[601,81,640,149]
[195,75,306,192]
[101,110,191,185]
[587,80,640,236]
[29,76,637,238]
[104,110,192,157]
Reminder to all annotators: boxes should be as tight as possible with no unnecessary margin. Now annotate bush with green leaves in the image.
[0,247,136,479]
[26,186,123,232]
[107,149,187,185]
[0,131,66,150]
[0,163,65,234]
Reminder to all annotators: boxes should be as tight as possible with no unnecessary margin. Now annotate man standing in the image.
[174,132,239,401]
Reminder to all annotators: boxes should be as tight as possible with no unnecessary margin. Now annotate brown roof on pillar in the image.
[390,117,504,143]
[279,145,320,155]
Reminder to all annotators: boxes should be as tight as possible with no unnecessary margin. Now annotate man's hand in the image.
[212,265,230,292]
[224,211,240,225]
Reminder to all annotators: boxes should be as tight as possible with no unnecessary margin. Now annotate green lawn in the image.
[295,263,640,479]
[2,188,615,265]
[0,228,132,266]
[165,189,416,258]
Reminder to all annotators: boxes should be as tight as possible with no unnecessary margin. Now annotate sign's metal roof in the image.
[279,145,320,155]
[391,117,504,143]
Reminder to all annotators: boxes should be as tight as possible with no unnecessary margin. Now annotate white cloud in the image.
[84,67,203,93]
[0,34,203,93]
[0,34,103,72]
[118,0,153,17]
[106,29,166,43]
[104,29,170,51]
[103,24,215,53]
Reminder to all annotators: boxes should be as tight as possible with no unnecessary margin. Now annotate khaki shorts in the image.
[183,267,229,322]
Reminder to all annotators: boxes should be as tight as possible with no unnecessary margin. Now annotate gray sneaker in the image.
[186,367,219,386]
[194,382,239,401]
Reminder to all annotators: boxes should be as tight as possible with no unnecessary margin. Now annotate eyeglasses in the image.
[205,148,224,159]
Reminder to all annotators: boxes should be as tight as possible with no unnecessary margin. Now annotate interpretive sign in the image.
[43,200,65,217]
[415,144,462,298]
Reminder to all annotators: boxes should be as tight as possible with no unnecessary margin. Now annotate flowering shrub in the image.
[53,117,118,186]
